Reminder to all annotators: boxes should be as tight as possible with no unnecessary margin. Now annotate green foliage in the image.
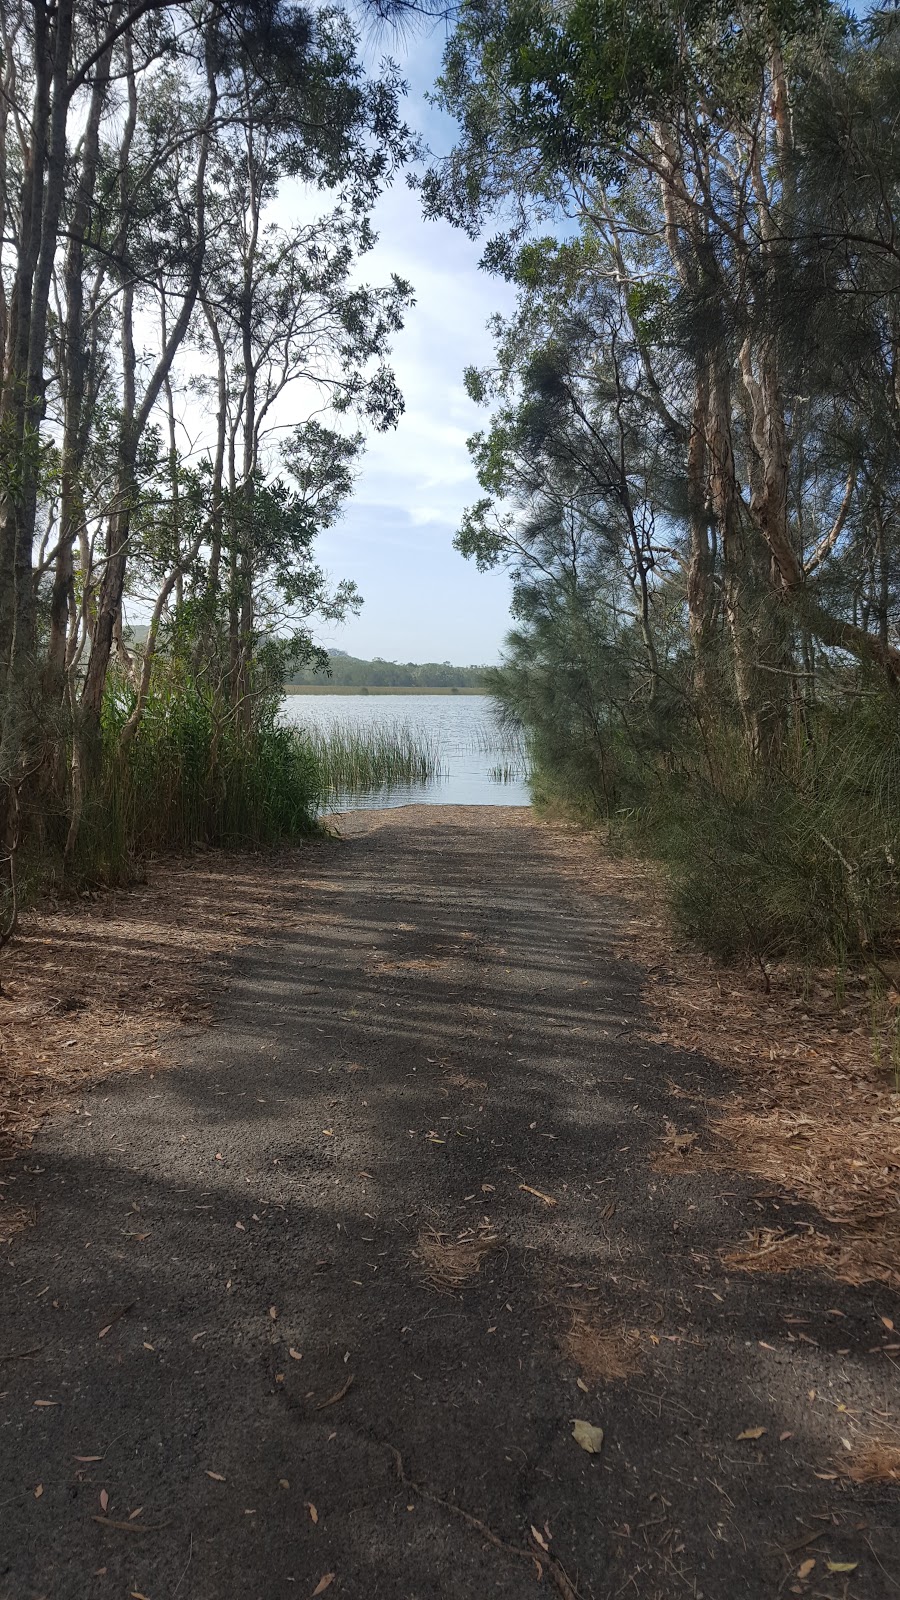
[437,0,900,973]
[498,618,900,963]
[76,685,323,880]
[625,283,672,345]
[15,683,444,901]
[636,697,900,963]
[0,688,450,934]
[425,0,828,228]
[0,0,418,904]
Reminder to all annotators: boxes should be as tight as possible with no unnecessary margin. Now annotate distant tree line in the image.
[287,652,488,688]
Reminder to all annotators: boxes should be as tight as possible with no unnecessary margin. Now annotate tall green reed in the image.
[298,718,443,797]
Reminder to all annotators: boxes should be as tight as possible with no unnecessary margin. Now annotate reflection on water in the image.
[279,693,531,810]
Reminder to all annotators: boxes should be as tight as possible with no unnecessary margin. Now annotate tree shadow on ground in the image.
[1,809,897,1600]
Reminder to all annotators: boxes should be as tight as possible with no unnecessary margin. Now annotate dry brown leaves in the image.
[839,1439,900,1484]
[413,1226,500,1294]
[722,1226,899,1288]
[540,823,900,1290]
[539,1261,643,1384]
[0,846,318,1236]
[446,1071,488,1093]
[651,1120,713,1173]
[366,956,448,976]
[563,1314,642,1383]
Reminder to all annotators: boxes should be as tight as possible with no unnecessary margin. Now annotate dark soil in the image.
[1,807,897,1600]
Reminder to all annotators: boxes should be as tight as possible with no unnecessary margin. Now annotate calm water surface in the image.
[279,693,531,810]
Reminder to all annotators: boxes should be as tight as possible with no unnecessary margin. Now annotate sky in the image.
[301,22,517,667]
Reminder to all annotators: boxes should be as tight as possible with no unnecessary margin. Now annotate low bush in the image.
[495,641,900,964]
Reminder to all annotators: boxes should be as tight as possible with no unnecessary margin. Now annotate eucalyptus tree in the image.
[0,0,421,912]
[0,0,193,852]
[191,14,413,722]
[78,25,222,729]
[425,0,900,763]
[426,0,900,958]
[785,7,900,658]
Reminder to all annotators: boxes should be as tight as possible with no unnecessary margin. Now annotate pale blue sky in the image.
[312,23,517,666]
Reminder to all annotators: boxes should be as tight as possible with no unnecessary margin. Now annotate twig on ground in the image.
[92,1517,168,1533]
[172,1532,194,1596]
[387,1442,584,1600]
[315,1374,354,1410]
[0,1344,42,1363]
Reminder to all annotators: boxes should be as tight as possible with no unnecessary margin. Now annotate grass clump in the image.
[637,699,900,966]
[298,718,443,798]
[66,687,323,883]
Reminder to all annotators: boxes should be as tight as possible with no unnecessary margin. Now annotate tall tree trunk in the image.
[0,0,56,803]
[80,51,217,729]
[233,135,260,729]
[202,298,228,600]
[686,368,716,693]
[46,8,121,698]
[706,355,769,760]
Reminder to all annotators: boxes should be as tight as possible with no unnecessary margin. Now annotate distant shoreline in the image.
[282,685,488,696]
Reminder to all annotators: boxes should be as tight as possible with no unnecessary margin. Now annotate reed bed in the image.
[291,718,444,798]
[469,717,530,759]
[5,692,514,933]
[76,696,324,876]
[487,761,528,784]
[11,694,512,915]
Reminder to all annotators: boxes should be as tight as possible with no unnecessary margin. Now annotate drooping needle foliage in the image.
[425,0,900,962]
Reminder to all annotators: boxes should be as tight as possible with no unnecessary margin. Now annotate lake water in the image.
[279,693,532,811]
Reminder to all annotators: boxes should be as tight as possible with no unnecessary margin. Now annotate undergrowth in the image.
[636,700,900,966]
[45,689,324,889]
[491,652,900,966]
[7,687,442,911]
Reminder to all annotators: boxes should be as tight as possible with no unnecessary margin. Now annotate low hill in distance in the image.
[285,651,490,690]
[122,633,491,692]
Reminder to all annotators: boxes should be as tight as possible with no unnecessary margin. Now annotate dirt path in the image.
[1,808,897,1600]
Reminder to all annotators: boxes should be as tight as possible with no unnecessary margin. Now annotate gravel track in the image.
[1,807,897,1600]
